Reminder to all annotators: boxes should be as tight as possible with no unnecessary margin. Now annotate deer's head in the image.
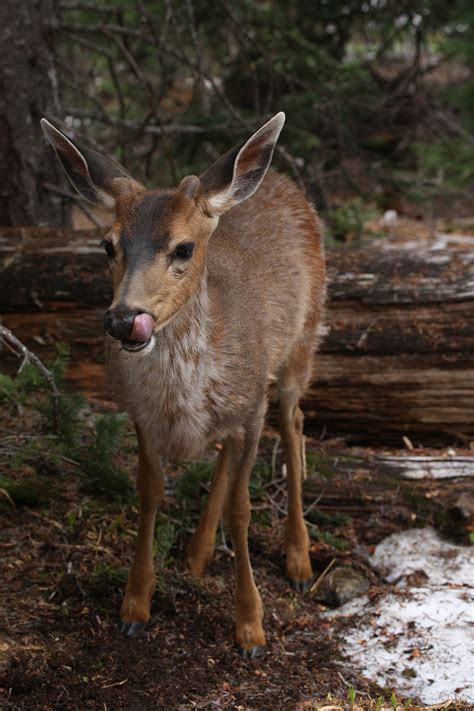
[41,113,285,352]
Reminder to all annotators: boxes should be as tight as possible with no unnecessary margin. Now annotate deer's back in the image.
[207,171,325,379]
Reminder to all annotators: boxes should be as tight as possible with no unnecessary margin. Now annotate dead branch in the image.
[42,182,102,227]
[60,107,212,136]
[58,1,118,14]
[310,558,336,595]
[0,325,60,429]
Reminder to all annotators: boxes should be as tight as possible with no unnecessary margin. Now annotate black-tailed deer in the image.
[41,113,326,658]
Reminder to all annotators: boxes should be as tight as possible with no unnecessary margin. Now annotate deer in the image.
[41,113,326,658]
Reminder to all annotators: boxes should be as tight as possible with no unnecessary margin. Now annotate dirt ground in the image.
[1,399,473,711]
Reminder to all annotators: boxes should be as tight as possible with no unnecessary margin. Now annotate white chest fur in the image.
[107,289,232,460]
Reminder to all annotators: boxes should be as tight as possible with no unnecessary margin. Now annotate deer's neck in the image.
[158,273,210,369]
[113,272,230,459]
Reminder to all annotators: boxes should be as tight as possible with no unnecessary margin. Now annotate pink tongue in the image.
[130,313,155,342]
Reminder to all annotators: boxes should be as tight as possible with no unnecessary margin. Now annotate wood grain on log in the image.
[375,456,474,479]
[309,245,474,442]
[1,228,474,443]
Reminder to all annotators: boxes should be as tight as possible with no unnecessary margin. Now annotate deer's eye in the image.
[100,240,115,258]
[173,242,194,260]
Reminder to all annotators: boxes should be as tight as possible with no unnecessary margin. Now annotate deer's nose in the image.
[103,306,138,341]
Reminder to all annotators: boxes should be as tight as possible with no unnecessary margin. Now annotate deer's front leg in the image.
[187,441,230,577]
[120,426,164,637]
[225,425,266,659]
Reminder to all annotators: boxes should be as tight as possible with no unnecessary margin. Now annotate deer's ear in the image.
[200,112,285,215]
[40,119,142,210]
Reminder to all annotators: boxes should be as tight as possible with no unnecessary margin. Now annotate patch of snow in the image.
[372,528,474,585]
[326,528,474,705]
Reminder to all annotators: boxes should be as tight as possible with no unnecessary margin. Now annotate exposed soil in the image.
[1,408,473,710]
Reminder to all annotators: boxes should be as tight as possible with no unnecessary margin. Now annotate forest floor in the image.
[0,394,472,710]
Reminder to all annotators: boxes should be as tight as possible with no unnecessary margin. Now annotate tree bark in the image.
[0,0,67,226]
[1,228,474,443]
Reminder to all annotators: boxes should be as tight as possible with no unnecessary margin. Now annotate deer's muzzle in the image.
[104,307,155,352]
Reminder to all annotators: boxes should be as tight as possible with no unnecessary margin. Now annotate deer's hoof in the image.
[288,575,315,594]
[120,620,147,637]
[237,644,265,660]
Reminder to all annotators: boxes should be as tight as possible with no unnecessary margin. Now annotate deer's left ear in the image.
[40,119,142,210]
[200,112,285,215]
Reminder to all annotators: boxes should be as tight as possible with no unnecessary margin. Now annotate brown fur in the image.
[110,171,326,653]
[42,114,326,656]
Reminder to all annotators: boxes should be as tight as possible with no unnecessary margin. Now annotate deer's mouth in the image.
[120,312,155,352]
[121,337,152,352]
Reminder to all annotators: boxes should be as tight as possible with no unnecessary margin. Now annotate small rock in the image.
[445,492,474,542]
[452,493,474,522]
[314,567,369,607]
[382,209,398,226]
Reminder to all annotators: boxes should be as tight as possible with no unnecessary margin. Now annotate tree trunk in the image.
[0,0,67,226]
[1,228,474,443]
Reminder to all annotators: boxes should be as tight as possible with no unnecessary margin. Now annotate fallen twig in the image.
[303,493,323,518]
[0,488,16,508]
[310,557,336,595]
[0,326,61,430]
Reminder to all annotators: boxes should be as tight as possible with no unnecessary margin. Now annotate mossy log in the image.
[2,227,474,443]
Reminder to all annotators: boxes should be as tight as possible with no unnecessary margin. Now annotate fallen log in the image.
[301,448,474,543]
[306,244,474,443]
[1,227,474,443]
[375,455,474,480]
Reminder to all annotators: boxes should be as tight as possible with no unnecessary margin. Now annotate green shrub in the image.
[415,139,474,189]
[0,474,51,507]
[154,517,176,569]
[80,414,134,501]
[174,460,214,507]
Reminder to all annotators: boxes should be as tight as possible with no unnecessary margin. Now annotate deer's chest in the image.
[107,337,225,460]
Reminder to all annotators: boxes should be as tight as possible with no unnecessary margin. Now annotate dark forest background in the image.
[1,0,473,238]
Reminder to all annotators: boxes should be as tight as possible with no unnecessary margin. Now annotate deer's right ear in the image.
[199,112,285,216]
[40,119,142,210]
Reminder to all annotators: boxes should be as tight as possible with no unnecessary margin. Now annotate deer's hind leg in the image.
[120,425,164,636]
[278,349,314,592]
[224,409,267,659]
[187,441,230,577]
